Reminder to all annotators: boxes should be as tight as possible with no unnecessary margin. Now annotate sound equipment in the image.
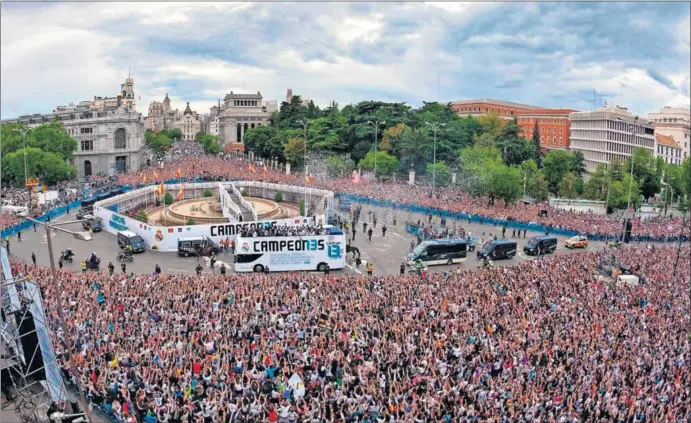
[15,308,46,381]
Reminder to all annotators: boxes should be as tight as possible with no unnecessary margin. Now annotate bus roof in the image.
[118,230,139,237]
[422,238,467,246]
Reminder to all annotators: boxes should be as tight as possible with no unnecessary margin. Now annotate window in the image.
[80,140,93,151]
[559,137,563,145]
[560,128,563,134]
[114,128,126,149]
[553,137,556,144]
[80,127,93,134]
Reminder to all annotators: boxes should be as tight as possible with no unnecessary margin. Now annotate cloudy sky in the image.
[1,2,689,119]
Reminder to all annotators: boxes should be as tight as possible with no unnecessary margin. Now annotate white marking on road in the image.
[168,269,188,273]
[392,232,408,241]
[346,264,363,275]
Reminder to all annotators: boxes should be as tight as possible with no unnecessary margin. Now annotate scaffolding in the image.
[1,249,84,423]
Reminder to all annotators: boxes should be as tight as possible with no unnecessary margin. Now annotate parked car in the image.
[565,235,588,249]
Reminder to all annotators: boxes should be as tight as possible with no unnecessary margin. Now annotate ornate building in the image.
[216,91,272,151]
[174,102,202,141]
[145,93,175,132]
[2,76,146,178]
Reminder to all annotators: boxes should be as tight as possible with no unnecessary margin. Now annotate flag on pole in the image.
[305,174,311,184]
[176,185,184,200]
[176,168,181,178]
[153,170,159,181]
[249,164,256,174]
[142,174,147,184]
[263,165,268,174]
[156,183,164,196]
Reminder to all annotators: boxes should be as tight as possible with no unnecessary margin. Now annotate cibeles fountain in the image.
[147,191,300,226]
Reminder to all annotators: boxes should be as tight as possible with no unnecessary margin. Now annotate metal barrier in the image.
[337,194,688,243]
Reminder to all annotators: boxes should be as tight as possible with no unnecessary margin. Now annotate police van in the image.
[234,226,346,272]
[407,238,468,267]
[117,231,146,253]
[177,236,220,257]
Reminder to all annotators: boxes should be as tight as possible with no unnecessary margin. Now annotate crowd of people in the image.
[7,243,689,423]
[240,224,329,238]
[1,186,84,229]
[115,153,688,241]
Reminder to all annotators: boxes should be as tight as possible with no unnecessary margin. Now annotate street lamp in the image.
[425,122,446,191]
[366,120,386,180]
[25,217,93,422]
[297,120,309,209]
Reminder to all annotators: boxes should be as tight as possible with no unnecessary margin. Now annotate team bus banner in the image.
[234,229,346,273]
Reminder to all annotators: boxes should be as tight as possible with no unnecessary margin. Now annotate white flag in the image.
[288,373,305,398]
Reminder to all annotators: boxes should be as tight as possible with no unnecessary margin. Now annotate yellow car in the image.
[565,235,588,249]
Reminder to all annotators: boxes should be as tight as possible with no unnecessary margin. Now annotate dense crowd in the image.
[1,186,83,229]
[116,154,689,241]
[241,225,329,238]
[9,244,690,423]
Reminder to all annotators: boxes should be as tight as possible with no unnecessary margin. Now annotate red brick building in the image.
[450,98,540,120]
[517,109,578,151]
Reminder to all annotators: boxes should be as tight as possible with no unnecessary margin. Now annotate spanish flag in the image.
[156,182,164,196]
[142,174,147,184]
[263,165,268,174]
[176,185,184,200]
[305,174,311,184]
[249,164,256,174]
[176,168,181,178]
[153,170,159,181]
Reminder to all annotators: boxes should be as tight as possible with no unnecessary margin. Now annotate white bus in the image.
[234,226,346,273]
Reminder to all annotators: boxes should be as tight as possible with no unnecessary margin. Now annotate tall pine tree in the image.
[531,120,542,167]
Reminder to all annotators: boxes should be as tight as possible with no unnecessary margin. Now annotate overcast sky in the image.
[1,2,689,119]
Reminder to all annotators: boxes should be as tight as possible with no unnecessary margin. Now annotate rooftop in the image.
[656,133,681,149]
[517,108,579,116]
[449,98,541,109]
[224,91,263,100]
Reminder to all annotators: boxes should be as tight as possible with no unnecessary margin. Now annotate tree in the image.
[583,164,609,200]
[241,188,249,197]
[530,120,542,167]
[478,112,505,137]
[187,219,196,225]
[29,122,78,161]
[394,128,428,173]
[1,147,76,185]
[473,132,498,149]
[167,128,183,140]
[486,163,522,206]
[570,151,586,177]
[425,162,452,187]
[164,192,174,205]
[542,150,573,194]
[274,191,283,202]
[681,157,691,201]
[627,147,660,201]
[283,137,306,166]
[196,133,221,155]
[299,199,305,216]
[358,151,400,176]
[558,172,578,199]
[325,156,347,178]
[528,171,550,202]
[145,131,172,159]
[137,210,149,222]
[203,189,213,197]
[496,120,534,166]
[243,126,284,160]
[458,146,502,175]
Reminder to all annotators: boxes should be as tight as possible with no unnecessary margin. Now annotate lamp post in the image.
[425,122,446,191]
[297,120,309,210]
[26,217,93,423]
[615,116,653,240]
[366,120,386,181]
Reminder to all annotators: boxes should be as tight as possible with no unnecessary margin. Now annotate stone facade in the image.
[648,106,690,160]
[145,93,175,132]
[569,106,655,172]
[450,98,541,120]
[2,76,145,178]
[216,91,272,150]
[517,109,578,151]
[174,102,202,141]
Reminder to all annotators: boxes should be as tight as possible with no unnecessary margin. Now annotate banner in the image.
[288,373,305,398]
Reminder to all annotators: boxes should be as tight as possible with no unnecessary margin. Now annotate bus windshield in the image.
[411,244,426,258]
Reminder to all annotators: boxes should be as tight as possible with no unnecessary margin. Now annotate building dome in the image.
[183,102,193,115]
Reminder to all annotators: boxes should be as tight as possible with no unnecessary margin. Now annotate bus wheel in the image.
[447,259,453,265]
[317,263,327,272]
[253,264,264,273]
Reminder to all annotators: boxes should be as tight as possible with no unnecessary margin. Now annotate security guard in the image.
[366,262,374,276]
[80,261,87,272]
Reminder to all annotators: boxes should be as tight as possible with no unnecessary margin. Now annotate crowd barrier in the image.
[337,194,688,243]
[1,200,83,240]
